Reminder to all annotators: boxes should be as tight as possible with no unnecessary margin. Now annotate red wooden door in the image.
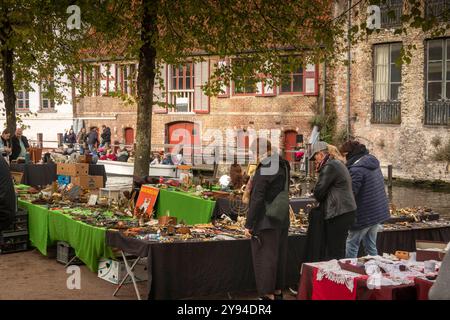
[124,127,134,146]
[284,131,297,162]
[167,122,200,163]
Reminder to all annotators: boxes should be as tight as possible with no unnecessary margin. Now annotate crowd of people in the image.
[244,138,403,300]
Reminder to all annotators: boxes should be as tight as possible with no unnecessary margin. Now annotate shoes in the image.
[258,296,273,300]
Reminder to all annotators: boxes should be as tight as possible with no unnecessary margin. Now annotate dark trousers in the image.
[324,211,356,260]
[250,228,288,296]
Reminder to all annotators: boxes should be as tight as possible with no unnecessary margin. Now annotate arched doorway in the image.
[284,130,298,162]
[124,127,134,146]
[166,121,200,163]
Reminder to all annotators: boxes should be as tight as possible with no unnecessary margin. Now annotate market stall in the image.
[155,189,216,225]
[10,163,107,188]
[15,183,450,300]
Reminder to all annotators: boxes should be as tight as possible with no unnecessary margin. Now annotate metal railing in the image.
[425,101,450,125]
[425,0,450,22]
[167,89,195,113]
[380,0,403,29]
[371,101,401,124]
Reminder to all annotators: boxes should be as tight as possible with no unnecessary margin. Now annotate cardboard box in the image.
[78,155,92,164]
[57,163,89,176]
[71,175,103,189]
[416,240,448,261]
[98,258,148,284]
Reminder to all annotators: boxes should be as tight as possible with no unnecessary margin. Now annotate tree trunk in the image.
[0,13,16,135]
[133,0,158,178]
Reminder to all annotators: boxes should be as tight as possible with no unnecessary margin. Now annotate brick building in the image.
[330,0,450,182]
[75,58,322,163]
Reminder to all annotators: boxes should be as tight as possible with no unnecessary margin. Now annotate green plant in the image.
[431,136,442,148]
[434,138,450,163]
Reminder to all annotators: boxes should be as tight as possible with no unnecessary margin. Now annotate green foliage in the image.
[434,139,450,163]
[431,136,442,149]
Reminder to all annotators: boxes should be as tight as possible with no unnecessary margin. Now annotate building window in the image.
[425,0,450,22]
[233,59,256,95]
[16,90,30,110]
[380,0,403,29]
[280,65,303,94]
[171,63,194,90]
[425,38,450,125]
[372,43,402,124]
[40,82,55,110]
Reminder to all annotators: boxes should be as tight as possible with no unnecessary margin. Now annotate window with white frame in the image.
[16,90,30,109]
[374,43,402,102]
[40,81,55,110]
[427,38,450,101]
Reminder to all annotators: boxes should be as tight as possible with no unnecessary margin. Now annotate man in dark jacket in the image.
[312,141,357,260]
[11,128,29,161]
[340,141,389,258]
[87,128,99,154]
[245,138,290,300]
[100,125,111,148]
[0,155,15,236]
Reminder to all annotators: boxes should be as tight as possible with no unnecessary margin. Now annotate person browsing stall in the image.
[339,140,390,258]
[245,138,290,300]
[311,141,356,260]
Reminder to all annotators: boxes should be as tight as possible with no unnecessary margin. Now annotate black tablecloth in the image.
[106,226,450,300]
[9,163,107,187]
[212,197,317,221]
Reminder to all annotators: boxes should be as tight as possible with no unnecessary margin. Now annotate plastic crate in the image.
[57,175,71,185]
[56,241,83,265]
[0,230,29,254]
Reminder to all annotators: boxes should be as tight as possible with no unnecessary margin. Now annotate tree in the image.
[70,0,345,178]
[0,0,85,134]
[2,0,447,177]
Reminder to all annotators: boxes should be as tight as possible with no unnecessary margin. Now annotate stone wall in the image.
[330,1,450,182]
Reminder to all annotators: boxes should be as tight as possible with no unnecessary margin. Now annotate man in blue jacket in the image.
[340,141,390,258]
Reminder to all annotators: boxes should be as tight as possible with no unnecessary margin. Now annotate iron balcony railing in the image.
[380,0,403,29]
[371,101,401,124]
[425,0,450,22]
[425,101,450,125]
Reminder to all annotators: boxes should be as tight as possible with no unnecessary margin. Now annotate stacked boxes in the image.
[0,208,29,254]
[56,163,103,189]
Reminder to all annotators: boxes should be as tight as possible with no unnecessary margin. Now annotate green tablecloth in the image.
[17,199,113,272]
[156,189,216,225]
[18,200,49,256]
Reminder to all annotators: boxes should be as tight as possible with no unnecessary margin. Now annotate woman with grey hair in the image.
[311,141,357,260]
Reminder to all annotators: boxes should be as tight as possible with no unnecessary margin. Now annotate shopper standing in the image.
[87,127,99,154]
[311,141,356,260]
[11,128,29,161]
[100,125,111,148]
[339,140,389,258]
[1,129,12,160]
[245,138,290,300]
[77,127,88,155]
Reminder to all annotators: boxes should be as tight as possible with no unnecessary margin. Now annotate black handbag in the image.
[264,166,289,222]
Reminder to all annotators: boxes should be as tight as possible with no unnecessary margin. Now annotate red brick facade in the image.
[75,58,323,156]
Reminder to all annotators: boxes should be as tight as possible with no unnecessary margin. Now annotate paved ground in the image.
[0,249,296,300]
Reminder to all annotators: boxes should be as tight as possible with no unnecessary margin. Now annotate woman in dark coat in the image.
[245,138,290,300]
[340,140,389,258]
[311,141,357,260]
